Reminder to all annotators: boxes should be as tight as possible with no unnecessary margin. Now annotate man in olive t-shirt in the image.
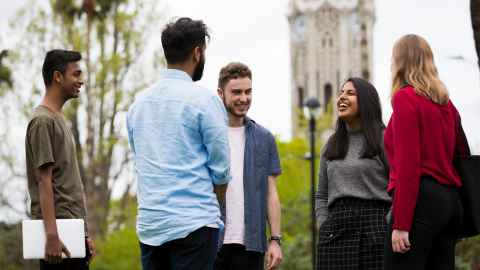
[26,105,86,221]
[25,50,95,269]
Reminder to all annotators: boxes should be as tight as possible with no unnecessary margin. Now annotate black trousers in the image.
[140,226,219,270]
[214,244,265,270]
[39,239,90,270]
[39,258,89,270]
[384,176,463,270]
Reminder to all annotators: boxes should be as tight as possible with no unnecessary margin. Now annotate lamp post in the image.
[304,97,321,270]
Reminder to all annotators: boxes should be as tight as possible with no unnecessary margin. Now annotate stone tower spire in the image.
[288,0,375,137]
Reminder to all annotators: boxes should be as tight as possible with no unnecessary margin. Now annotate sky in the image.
[1,0,479,149]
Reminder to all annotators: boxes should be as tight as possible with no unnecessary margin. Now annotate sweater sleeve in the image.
[315,148,329,227]
[391,90,421,231]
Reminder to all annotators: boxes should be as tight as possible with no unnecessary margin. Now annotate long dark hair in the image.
[324,77,385,160]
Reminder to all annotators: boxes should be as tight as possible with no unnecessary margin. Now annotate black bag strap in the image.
[457,114,472,157]
[380,148,390,176]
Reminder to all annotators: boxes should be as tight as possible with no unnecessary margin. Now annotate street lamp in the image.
[303,97,321,270]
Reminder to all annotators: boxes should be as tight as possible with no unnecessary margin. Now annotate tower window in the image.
[324,83,333,111]
[298,87,304,108]
[317,71,321,99]
[361,38,367,46]
[362,70,370,80]
[362,53,369,62]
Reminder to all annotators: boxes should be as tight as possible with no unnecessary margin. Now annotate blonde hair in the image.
[391,34,449,104]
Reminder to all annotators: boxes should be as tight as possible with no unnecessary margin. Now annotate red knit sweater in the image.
[384,85,467,231]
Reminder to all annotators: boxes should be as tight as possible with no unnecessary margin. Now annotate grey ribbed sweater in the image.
[315,131,391,226]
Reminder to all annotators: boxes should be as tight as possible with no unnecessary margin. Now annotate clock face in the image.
[297,0,358,10]
[291,15,306,42]
[349,13,361,34]
[330,0,359,9]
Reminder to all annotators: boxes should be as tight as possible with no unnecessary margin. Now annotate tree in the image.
[0,221,40,270]
[0,50,12,89]
[1,0,165,238]
[0,49,26,218]
[472,0,480,70]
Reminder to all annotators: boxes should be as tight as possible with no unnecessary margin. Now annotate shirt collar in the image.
[160,69,193,82]
[245,116,255,129]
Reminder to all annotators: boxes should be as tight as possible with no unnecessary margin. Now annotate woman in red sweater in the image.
[383,34,468,270]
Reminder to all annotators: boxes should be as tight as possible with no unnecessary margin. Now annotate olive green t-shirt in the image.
[25,105,87,223]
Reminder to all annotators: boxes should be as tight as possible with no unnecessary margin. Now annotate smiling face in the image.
[58,61,83,99]
[337,81,359,124]
[219,77,252,119]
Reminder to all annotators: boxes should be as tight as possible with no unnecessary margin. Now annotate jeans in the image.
[140,226,219,270]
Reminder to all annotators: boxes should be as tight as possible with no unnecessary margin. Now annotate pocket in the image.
[318,216,345,245]
[318,228,345,245]
[364,229,387,247]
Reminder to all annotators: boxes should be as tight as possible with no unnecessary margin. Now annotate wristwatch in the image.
[269,235,282,246]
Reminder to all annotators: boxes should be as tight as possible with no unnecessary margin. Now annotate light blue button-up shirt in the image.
[127,69,231,246]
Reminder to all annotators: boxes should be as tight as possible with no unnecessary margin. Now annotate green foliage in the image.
[456,236,480,270]
[280,193,312,270]
[273,102,333,269]
[91,227,141,270]
[0,223,37,270]
[277,138,310,203]
[88,195,139,269]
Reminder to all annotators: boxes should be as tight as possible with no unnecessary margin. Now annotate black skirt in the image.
[316,197,390,270]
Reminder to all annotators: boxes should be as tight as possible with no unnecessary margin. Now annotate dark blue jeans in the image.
[214,244,264,270]
[140,226,219,270]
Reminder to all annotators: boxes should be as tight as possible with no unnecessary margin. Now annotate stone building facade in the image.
[288,0,375,137]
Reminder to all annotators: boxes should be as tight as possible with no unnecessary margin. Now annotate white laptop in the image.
[22,219,86,259]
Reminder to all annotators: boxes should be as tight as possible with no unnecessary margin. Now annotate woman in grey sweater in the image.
[315,77,391,270]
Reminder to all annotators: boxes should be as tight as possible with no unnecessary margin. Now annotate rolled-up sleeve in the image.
[126,108,135,154]
[200,96,231,185]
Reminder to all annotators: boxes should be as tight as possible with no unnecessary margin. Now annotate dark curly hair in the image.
[161,17,210,64]
[218,62,252,89]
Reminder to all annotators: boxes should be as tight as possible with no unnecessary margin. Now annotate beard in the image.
[61,83,79,100]
[192,54,205,82]
[222,96,249,118]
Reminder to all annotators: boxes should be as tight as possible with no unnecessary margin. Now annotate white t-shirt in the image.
[223,126,246,244]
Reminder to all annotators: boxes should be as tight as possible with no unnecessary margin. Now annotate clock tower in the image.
[288,0,375,137]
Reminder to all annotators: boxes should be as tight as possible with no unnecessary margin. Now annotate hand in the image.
[214,184,227,205]
[266,240,283,269]
[391,229,411,253]
[45,234,70,264]
[86,236,96,263]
